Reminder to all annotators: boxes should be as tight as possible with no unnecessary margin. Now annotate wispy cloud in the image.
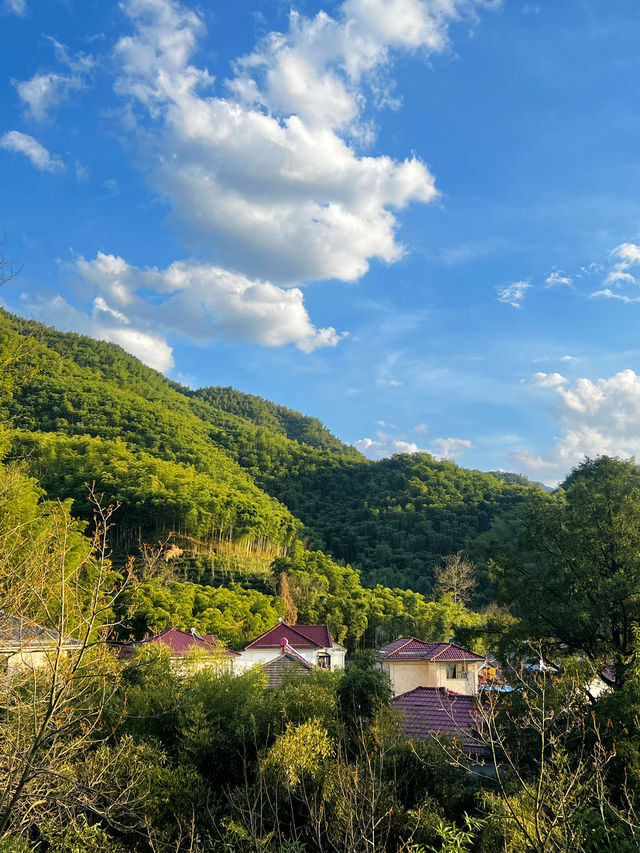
[545,271,572,287]
[13,38,95,121]
[3,0,26,16]
[0,130,64,172]
[496,280,530,308]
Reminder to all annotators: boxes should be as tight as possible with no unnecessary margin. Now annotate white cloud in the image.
[112,0,494,285]
[354,436,426,459]
[4,0,26,15]
[14,289,172,372]
[514,369,640,484]
[376,377,403,387]
[523,371,568,389]
[13,40,95,121]
[612,242,640,267]
[497,280,530,308]
[68,251,345,355]
[17,290,174,373]
[14,73,81,122]
[545,271,572,287]
[591,288,640,304]
[354,432,471,461]
[592,242,640,302]
[0,130,64,172]
[414,422,428,433]
[429,437,472,460]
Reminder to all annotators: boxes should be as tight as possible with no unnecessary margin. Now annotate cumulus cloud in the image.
[17,290,174,373]
[514,369,640,484]
[0,130,63,171]
[66,250,345,357]
[111,0,495,285]
[523,371,568,389]
[497,280,530,308]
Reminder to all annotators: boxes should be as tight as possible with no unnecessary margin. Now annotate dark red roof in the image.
[244,623,333,650]
[118,627,239,659]
[379,637,485,662]
[392,687,486,754]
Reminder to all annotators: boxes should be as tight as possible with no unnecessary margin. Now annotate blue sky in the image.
[2,0,640,484]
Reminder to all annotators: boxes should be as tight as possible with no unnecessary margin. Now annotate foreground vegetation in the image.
[4,431,640,850]
[3,313,640,849]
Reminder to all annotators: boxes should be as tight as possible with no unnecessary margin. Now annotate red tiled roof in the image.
[118,627,239,659]
[392,686,487,754]
[244,623,333,650]
[379,637,485,662]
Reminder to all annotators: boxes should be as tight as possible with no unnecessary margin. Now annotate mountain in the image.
[0,309,543,595]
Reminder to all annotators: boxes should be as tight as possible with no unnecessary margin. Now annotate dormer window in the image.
[317,652,331,670]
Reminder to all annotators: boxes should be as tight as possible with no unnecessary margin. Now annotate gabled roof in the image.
[378,637,485,662]
[0,610,81,652]
[244,622,334,650]
[392,686,487,755]
[118,627,239,659]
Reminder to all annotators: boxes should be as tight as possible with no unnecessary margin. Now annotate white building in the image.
[235,620,346,675]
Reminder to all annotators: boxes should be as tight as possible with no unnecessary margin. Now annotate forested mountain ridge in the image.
[191,385,360,455]
[0,309,544,594]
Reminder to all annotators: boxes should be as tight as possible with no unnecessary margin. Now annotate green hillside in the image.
[0,309,542,595]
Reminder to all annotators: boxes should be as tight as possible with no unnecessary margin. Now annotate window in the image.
[317,652,331,670]
[446,664,468,679]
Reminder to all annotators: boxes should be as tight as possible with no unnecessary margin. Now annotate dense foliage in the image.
[0,309,542,595]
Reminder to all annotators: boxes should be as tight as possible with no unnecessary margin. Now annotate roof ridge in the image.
[244,621,325,650]
[286,623,325,645]
[431,643,453,660]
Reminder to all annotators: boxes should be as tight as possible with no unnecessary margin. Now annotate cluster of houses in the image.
[117,619,487,750]
[1,608,489,751]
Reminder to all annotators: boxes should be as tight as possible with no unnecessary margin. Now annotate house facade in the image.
[378,637,486,697]
[235,621,346,673]
[0,610,81,676]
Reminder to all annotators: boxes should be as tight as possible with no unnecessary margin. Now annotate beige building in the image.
[378,637,486,697]
[0,610,81,676]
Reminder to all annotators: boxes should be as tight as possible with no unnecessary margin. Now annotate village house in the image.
[0,610,81,676]
[235,620,346,681]
[378,637,486,697]
[379,637,487,753]
[118,626,239,673]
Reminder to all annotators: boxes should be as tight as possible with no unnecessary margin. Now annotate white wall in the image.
[235,645,346,674]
